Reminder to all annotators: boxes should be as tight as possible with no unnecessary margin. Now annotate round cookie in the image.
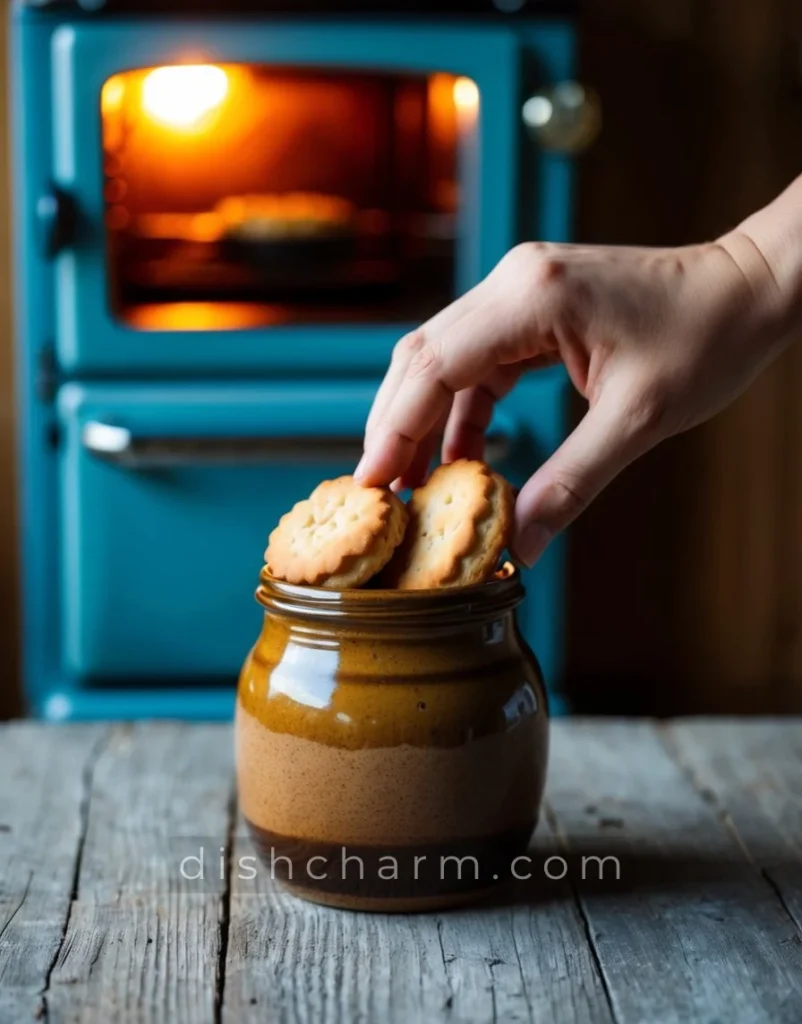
[266,476,408,589]
[382,460,514,590]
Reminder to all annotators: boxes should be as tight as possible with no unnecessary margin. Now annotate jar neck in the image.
[255,563,524,636]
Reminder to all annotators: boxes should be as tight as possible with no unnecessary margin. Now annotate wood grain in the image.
[3,719,802,1021]
[566,0,802,713]
[0,723,108,1021]
[664,718,802,931]
[546,719,802,1023]
[44,723,235,1024]
[221,809,613,1024]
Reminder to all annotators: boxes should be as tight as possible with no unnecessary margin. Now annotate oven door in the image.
[49,21,524,375]
[57,381,380,680]
[56,372,565,687]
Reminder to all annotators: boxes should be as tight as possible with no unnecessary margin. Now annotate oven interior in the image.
[101,64,478,331]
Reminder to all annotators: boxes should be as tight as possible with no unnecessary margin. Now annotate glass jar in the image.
[235,563,548,912]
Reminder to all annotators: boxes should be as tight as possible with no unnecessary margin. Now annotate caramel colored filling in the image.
[236,701,545,846]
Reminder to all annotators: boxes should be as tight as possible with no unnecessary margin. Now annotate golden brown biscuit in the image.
[266,476,408,589]
[382,460,514,590]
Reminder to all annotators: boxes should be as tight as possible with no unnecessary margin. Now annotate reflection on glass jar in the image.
[235,564,549,912]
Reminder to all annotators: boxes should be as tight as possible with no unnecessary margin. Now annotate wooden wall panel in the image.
[566,0,802,713]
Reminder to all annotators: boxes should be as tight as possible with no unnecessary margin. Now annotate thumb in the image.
[512,395,651,566]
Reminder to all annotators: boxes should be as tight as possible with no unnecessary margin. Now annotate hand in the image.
[355,227,793,566]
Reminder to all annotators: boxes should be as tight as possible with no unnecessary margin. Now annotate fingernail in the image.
[513,521,553,568]
[354,453,369,481]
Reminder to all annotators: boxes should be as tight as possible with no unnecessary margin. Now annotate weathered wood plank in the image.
[222,827,451,1024]
[433,817,615,1024]
[663,718,802,931]
[6,719,802,1023]
[546,719,802,1024]
[222,814,613,1023]
[44,723,234,1024]
[0,722,107,1022]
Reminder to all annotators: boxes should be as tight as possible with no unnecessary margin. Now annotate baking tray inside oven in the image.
[118,208,454,304]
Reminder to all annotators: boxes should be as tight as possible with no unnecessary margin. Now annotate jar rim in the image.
[256,561,524,626]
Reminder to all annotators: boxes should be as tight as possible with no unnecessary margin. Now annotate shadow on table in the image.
[479,840,784,911]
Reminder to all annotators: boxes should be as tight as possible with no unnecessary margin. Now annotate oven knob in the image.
[36,186,76,259]
[522,82,601,154]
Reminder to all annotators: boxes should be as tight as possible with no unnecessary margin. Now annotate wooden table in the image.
[2,719,802,1023]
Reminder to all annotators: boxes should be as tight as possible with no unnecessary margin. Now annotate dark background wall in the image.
[1,0,801,718]
[565,0,802,714]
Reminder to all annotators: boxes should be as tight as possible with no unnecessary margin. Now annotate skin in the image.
[355,175,802,566]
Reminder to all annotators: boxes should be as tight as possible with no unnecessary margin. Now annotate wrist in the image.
[720,177,802,342]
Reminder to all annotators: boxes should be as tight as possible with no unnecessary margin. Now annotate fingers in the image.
[400,407,451,489]
[358,242,580,486]
[364,287,482,445]
[441,353,562,464]
[363,339,417,446]
[511,391,656,566]
[442,383,499,463]
[441,364,527,463]
[357,297,510,485]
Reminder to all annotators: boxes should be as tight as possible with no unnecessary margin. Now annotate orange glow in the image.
[142,65,229,129]
[428,73,457,135]
[101,66,461,328]
[103,179,128,204]
[101,75,126,116]
[125,302,288,332]
[105,67,381,213]
[135,211,225,241]
[425,73,460,212]
[105,205,130,231]
[453,76,480,116]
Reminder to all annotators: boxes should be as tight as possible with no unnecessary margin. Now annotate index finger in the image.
[364,283,483,444]
[355,299,506,485]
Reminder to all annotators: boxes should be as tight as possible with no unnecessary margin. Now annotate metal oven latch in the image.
[36,186,77,259]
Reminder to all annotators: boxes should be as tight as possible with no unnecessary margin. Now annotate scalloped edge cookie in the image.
[381,460,514,590]
[265,476,408,589]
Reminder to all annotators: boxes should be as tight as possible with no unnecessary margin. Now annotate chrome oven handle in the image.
[81,422,365,467]
[81,421,512,468]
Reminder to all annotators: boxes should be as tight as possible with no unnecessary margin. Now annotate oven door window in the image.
[101,66,473,332]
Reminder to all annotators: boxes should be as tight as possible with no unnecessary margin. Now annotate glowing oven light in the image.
[101,75,126,115]
[142,65,229,129]
[452,76,480,115]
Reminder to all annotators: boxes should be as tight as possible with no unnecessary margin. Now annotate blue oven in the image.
[11,0,592,720]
